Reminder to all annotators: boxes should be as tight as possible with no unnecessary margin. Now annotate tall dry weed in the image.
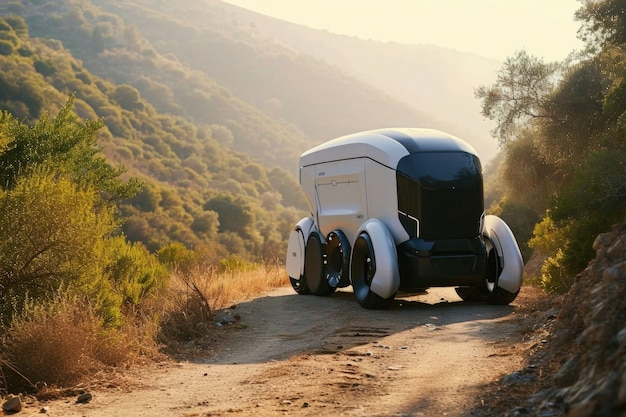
[179,260,287,310]
[156,260,287,342]
[0,295,155,392]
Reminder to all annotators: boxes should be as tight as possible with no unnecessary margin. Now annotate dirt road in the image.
[25,286,531,416]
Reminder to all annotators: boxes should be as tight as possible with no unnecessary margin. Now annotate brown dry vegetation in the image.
[0,261,287,396]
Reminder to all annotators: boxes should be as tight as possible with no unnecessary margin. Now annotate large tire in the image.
[484,238,519,305]
[454,285,488,302]
[350,232,395,309]
[289,274,310,295]
[324,230,351,288]
[305,232,336,296]
[455,236,519,304]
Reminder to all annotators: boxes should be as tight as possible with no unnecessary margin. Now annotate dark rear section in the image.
[395,151,486,289]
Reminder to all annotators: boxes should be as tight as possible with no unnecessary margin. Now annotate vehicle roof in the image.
[300,128,479,168]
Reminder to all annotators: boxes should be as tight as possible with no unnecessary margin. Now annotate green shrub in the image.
[219,254,256,273]
[0,171,113,323]
[528,215,576,293]
[157,242,198,271]
[104,236,168,305]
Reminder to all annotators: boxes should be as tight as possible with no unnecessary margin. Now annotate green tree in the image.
[0,96,141,201]
[475,50,564,144]
[0,40,14,55]
[0,171,113,323]
[4,15,28,38]
[112,84,144,111]
[576,0,626,48]
[203,194,253,236]
[540,60,608,167]
[478,14,626,292]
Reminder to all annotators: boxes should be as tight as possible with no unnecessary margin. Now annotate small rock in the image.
[424,323,440,331]
[506,406,530,416]
[76,392,93,403]
[215,309,239,325]
[302,402,309,408]
[2,396,22,413]
[502,371,534,385]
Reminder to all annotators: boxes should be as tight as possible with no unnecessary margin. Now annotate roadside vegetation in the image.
[476,0,626,293]
[0,100,286,394]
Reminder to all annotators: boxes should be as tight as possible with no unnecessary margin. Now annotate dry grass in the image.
[156,261,288,343]
[178,261,288,310]
[0,297,151,392]
[0,261,289,393]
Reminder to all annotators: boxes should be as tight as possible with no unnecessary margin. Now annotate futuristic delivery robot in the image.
[286,128,523,309]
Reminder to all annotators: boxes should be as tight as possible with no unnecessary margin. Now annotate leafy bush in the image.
[157,242,199,272]
[528,215,576,293]
[0,171,114,323]
[219,255,256,273]
[103,236,168,306]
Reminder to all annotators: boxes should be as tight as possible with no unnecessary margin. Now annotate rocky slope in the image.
[499,222,626,416]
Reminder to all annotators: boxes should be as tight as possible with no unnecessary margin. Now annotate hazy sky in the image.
[222,0,584,62]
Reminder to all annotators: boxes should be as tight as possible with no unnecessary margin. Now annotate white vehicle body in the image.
[286,128,523,308]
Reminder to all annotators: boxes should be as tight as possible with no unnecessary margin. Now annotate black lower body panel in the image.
[397,237,487,290]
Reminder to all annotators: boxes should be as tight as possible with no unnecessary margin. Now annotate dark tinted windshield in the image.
[397,152,482,185]
[396,152,483,239]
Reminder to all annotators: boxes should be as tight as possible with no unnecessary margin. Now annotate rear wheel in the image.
[305,232,336,296]
[351,232,395,309]
[324,230,351,288]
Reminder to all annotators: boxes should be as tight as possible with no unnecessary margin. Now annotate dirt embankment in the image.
[515,222,626,417]
[6,284,552,417]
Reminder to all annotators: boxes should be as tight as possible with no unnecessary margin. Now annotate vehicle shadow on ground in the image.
[204,286,516,365]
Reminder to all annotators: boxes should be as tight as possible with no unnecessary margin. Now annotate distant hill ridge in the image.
[91,0,502,161]
[0,0,502,261]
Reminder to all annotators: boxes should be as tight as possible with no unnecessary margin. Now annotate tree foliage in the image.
[0,99,162,326]
[477,1,626,292]
[576,0,626,49]
[0,95,141,200]
[475,50,565,144]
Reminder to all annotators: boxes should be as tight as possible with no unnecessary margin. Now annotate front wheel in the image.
[350,232,395,309]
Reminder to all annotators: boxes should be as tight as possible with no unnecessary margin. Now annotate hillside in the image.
[0,10,306,260]
[213,0,502,161]
[88,0,448,153]
[0,0,504,259]
[93,0,501,162]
